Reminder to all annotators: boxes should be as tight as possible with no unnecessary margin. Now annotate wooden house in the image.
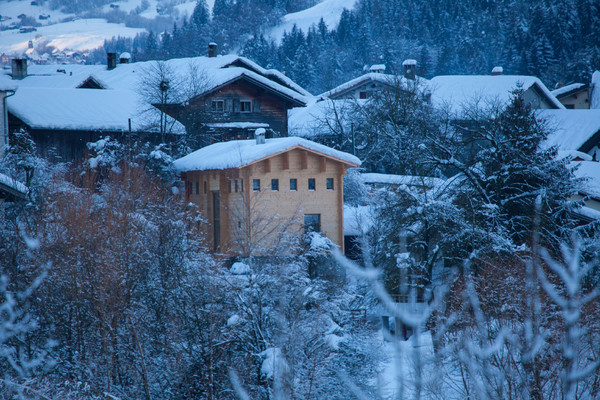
[2,49,310,160]
[173,132,360,257]
[551,83,590,109]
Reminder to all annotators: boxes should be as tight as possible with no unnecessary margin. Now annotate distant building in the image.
[173,133,360,257]
[551,83,590,109]
[2,48,310,160]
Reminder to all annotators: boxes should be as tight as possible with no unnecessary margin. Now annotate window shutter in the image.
[254,100,261,112]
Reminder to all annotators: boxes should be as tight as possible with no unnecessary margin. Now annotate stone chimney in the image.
[492,66,503,76]
[402,59,417,80]
[255,128,266,145]
[119,52,131,64]
[107,52,117,70]
[11,58,27,80]
[208,42,217,58]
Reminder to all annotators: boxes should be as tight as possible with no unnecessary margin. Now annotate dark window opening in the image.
[359,91,367,99]
[195,181,200,194]
[212,191,221,252]
[290,178,297,191]
[212,100,224,112]
[326,178,334,190]
[240,100,252,112]
[271,179,279,191]
[304,214,321,233]
[308,178,315,191]
[253,179,260,191]
[203,181,207,194]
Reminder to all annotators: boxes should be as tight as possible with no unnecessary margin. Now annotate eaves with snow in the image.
[541,109,600,155]
[2,54,311,134]
[173,137,360,172]
[429,75,564,114]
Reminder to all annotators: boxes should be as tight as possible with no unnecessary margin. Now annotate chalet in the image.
[173,131,360,257]
[551,83,590,109]
[542,109,600,161]
[2,48,310,160]
[429,72,564,113]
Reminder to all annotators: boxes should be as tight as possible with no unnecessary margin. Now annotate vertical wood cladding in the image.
[185,78,292,136]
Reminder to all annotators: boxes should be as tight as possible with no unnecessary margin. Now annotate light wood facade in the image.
[181,146,358,257]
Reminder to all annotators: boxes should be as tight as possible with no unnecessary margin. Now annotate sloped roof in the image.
[320,72,428,99]
[541,109,600,152]
[0,173,28,199]
[289,98,361,138]
[8,87,185,134]
[551,83,587,98]
[173,137,361,171]
[591,71,600,109]
[2,54,311,133]
[572,160,600,198]
[429,75,564,113]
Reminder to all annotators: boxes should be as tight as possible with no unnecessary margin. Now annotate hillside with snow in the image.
[269,0,357,43]
[0,0,211,54]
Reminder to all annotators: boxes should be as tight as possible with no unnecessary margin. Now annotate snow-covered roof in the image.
[320,73,427,99]
[1,54,311,134]
[572,160,600,198]
[173,137,361,172]
[551,83,587,98]
[204,122,269,129]
[591,71,600,109]
[289,98,361,138]
[429,75,564,113]
[0,77,17,91]
[541,109,600,152]
[0,172,28,198]
[8,87,185,134]
[361,173,445,188]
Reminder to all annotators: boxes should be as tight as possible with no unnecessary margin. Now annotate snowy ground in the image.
[0,19,146,54]
[0,0,204,54]
[269,0,358,43]
[377,330,462,400]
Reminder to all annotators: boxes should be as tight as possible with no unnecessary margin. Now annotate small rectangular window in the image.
[359,91,367,99]
[290,179,297,191]
[240,100,252,112]
[253,179,260,192]
[271,179,279,191]
[326,178,334,190]
[195,181,200,194]
[304,214,321,233]
[203,181,207,194]
[308,178,315,191]
[211,100,224,112]
[234,179,239,193]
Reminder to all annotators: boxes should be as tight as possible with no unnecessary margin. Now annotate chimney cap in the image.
[492,66,503,75]
[255,128,266,144]
[369,64,386,73]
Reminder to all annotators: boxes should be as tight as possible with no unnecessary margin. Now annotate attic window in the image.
[359,91,367,99]
[240,100,252,113]
[212,100,225,112]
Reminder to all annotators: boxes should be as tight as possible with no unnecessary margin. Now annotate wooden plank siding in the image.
[183,78,294,137]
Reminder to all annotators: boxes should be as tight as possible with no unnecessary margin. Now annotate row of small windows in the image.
[211,99,253,113]
[192,178,334,195]
[252,178,334,192]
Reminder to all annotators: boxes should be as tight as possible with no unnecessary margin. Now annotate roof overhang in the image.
[190,74,307,108]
